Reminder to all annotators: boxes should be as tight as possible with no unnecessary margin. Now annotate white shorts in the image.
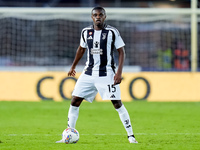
[72,71,121,103]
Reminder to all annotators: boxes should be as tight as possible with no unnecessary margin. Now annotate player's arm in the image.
[114,47,125,85]
[68,46,86,77]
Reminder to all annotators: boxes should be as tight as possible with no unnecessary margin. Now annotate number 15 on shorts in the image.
[107,84,116,93]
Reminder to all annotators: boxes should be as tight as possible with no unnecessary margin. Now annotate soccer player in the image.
[56,6,138,143]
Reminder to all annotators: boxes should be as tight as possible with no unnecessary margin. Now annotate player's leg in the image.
[56,96,83,143]
[68,72,98,128]
[67,96,84,128]
[95,71,137,143]
[111,100,138,143]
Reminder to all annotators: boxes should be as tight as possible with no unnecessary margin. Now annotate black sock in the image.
[128,135,135,138]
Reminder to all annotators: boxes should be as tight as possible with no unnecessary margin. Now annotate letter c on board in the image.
[59,77,77,100]
[37,76,53,100]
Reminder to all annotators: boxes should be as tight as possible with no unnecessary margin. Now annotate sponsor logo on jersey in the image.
[94,41,99,48]
[91,48,103,55]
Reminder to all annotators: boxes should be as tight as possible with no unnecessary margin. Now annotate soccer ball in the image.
[62,128,79,144]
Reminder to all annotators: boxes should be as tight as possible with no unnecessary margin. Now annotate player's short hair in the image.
[91,6,106,15]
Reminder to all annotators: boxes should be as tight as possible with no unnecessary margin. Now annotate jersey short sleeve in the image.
[80,29,87,48]
[113,29,125,49]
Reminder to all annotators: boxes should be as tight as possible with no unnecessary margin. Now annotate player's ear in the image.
[104,10,106,18]
[91,14,94,19]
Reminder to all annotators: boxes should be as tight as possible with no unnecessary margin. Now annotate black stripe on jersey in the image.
[99,29,109,76]
[110,30,116,73]
[85,29,94,76]
[82,30,86,43]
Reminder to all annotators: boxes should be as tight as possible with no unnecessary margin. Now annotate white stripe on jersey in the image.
[92,30,101,72]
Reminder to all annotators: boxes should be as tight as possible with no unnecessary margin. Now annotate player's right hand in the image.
[68,69,76,77]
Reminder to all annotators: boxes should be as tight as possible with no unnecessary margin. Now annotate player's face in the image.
[91,9,106,28]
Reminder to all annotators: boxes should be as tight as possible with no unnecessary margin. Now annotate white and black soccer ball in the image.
[62,128,79,144]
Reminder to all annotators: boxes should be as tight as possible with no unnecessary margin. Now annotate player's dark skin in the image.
[68,8,125,109]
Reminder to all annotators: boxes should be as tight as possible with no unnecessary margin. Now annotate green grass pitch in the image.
[0,101,200,150]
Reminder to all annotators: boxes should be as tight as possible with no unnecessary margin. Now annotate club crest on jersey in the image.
[89,32,93,35]
[102,33,107,40]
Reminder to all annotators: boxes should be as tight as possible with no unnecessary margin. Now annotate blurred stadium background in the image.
[0,0,200,101]
[1,2,200,150]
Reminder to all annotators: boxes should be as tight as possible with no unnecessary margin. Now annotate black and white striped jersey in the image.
[80,24,125,77]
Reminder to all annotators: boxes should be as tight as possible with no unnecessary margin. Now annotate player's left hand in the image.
[114,73,122,85]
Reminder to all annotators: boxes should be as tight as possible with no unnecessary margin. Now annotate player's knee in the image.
[71,96,83,107]
[111,100,122,109]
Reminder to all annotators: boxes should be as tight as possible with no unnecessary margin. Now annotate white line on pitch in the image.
[5,133,200,136]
